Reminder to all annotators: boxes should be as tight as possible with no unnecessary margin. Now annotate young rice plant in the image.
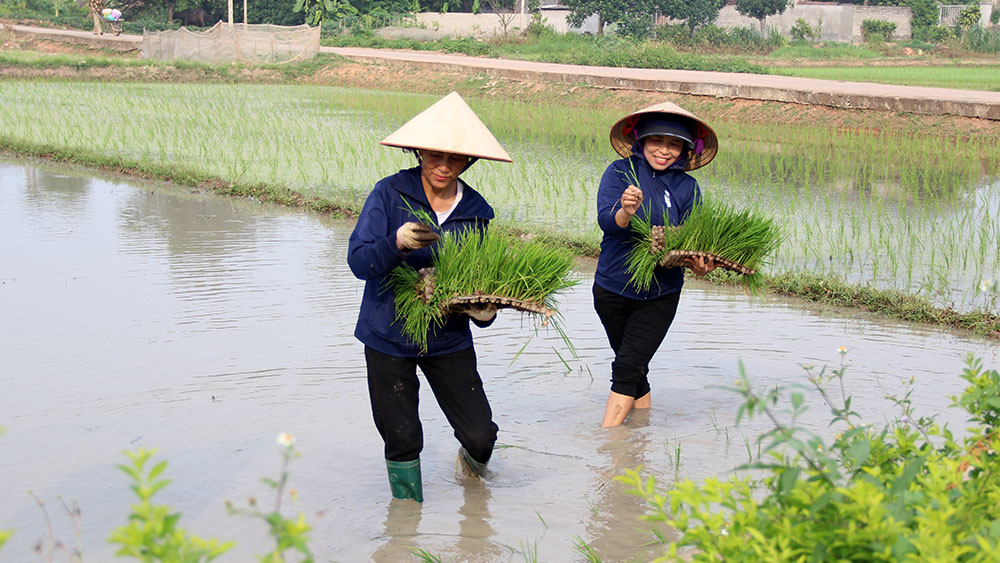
[626,198,781,293]
[387,227,578,351]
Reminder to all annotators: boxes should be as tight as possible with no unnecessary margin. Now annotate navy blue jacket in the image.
[348,167,495,357]
[595,149,701,300]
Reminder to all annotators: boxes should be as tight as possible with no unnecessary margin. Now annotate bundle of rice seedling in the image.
[626,198,781,293]
[387,227,579,350]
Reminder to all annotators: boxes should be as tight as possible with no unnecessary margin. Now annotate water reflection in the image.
[1,157,998,562]
[372,500,424,562]
[585,424,670,561]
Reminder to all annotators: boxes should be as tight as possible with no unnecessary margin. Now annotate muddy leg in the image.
[602,391,635,427]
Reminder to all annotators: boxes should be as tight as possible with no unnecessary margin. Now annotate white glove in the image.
[396,222,439,251]
[462,303,497,322]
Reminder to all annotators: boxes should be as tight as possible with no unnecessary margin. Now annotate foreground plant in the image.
[0,429,10,554]
[387,227,578,351]
[109,448,234,562]
[618,353,1000,561]
[626,198,781,294]
[227,433,314,563]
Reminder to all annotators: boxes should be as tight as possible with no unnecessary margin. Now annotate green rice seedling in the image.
[408,548,443,562]
[2,81,997,312]
[387,228,578,351]
[573,537,603,562]
[625,198,781,294]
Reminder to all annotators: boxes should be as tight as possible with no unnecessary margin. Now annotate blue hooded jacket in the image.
[348,166,495,357]
[595,147,702,300]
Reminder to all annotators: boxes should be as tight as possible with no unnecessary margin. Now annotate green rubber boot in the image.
[456,447,490,480]
[386,459,423,503]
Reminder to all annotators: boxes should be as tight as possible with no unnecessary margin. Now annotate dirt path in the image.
[325,45,1000,120]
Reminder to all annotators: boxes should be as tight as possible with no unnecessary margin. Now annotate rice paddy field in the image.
[0,80,998,314]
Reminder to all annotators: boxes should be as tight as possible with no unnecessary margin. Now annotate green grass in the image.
[774,65,1000,91]
[767,43,884,61]
[0,50,149,69]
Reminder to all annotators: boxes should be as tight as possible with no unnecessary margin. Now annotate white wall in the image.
[715,3,911,42]
[379,3,913,42]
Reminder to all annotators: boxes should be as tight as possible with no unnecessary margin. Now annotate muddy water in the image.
[1,157,998,562]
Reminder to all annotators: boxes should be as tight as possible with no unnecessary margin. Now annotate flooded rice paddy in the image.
[1,82,998,312]
[1,157,998,562]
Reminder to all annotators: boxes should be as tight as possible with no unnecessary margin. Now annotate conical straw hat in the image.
[381,92,513,163]
[609,101,718,171]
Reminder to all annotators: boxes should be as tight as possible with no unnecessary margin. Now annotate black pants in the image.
[365,345,498,465]
[592,283,681,398]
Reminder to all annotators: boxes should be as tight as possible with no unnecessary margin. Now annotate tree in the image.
[486,0,516,37]
[564,0,656,37]
[659,0,725,33]
[862,0,937,30]
[294,0,357,24]
[734,0,789,34]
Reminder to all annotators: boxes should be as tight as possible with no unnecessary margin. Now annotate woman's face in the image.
[641,135,687,171]
[418,150,468,193]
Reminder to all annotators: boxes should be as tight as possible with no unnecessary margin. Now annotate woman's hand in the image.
[396,222,440,251]
[686,255,717,277]
[615,185,643,228]
[455,303,497,322]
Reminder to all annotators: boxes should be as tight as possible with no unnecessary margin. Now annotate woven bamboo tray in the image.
[416,267,558,320]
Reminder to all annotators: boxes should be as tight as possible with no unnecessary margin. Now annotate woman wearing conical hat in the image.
[348,92,512,503]
[593,101,720,427]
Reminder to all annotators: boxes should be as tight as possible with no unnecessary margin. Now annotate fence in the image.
[142,22,320,64]
[939,4,995,27]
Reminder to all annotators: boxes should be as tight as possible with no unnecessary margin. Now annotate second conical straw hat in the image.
[609,101,718,170]
[380,92,513,163]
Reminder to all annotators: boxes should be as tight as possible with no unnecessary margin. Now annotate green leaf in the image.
[149,478,170,497]
[148,460,169,481]
[118,463,141,482]
[846,439,871,466]
[777,467,799,494]
[163,512,181,533]
[890,456,925,494]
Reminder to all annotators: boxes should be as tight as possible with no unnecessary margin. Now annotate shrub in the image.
[861,18,897,42]
[992,8,999,26]
[651,23,693,45]
[961,26,1000,54]
[789,18,820,42]
[109,448,234,561]
[618,353,1000,561]
[958,4,981,31]
[525,11,556,39]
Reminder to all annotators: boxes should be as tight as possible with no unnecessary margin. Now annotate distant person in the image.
[593,101,720,427]
[347,92,512,502]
